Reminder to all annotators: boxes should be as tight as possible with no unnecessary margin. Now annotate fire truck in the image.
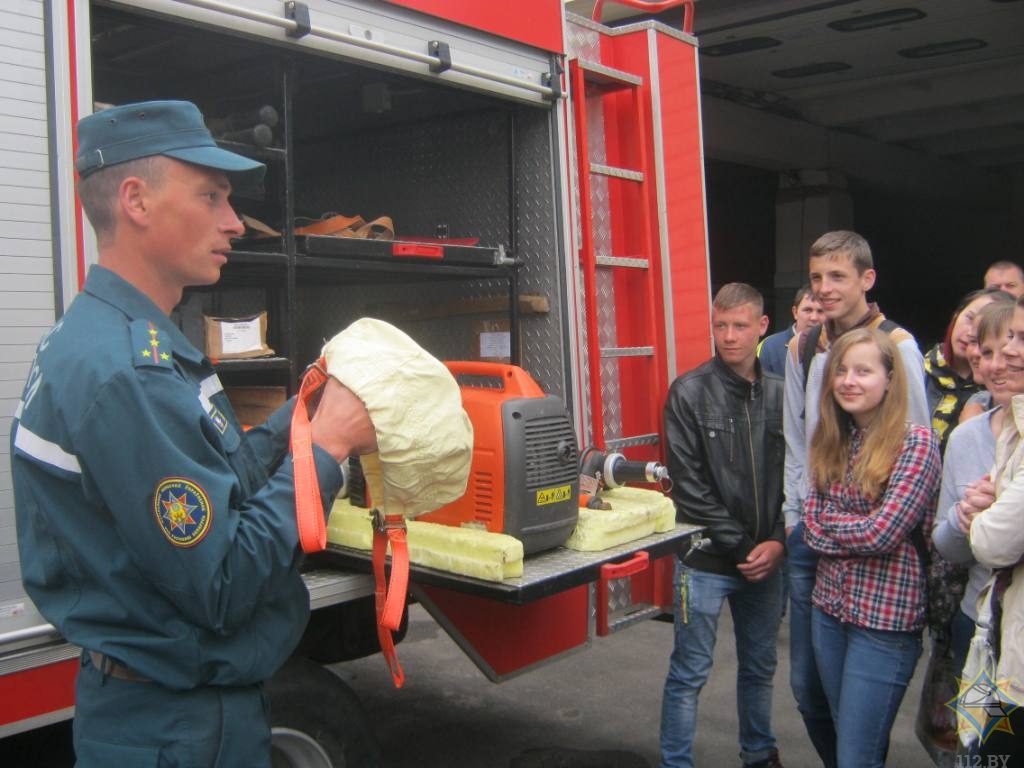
[0,0,711,764]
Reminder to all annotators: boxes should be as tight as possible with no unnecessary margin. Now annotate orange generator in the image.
[418,361,580,554]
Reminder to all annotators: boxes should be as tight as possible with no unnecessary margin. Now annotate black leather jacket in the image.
[664,356,785,576]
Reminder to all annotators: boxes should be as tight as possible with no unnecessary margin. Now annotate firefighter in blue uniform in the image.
[10,101,378,766]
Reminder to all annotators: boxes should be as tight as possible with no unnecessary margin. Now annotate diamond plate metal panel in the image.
[566,15,603,61]
[513,108,569,402]
[293,109,510,248]
[606,575,634,613]
[290,104,570,402]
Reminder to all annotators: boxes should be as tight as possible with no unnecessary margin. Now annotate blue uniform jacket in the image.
[11,266,343,690]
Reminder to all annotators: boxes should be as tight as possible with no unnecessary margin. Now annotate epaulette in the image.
[130,319,174,368]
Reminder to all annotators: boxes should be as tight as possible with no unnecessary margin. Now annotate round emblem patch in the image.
[153,478,212,547]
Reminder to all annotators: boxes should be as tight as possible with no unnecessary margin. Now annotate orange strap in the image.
[291,359,409,686]
[291,358,329,553]
[372,511,409,688]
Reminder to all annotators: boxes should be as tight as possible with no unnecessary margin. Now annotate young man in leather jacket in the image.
[659,283,786,768]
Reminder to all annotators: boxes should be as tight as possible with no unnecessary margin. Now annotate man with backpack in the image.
[782,230,930,767]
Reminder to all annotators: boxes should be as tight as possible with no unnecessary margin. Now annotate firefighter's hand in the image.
[737,540,784,583]
[311,378,378,462]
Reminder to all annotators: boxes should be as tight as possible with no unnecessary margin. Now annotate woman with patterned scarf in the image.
[926,289,1012,453]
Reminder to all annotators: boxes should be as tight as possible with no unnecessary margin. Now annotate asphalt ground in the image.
[338,603,936,768]
[0,603,938,767]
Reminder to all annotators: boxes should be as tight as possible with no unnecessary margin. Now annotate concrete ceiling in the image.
[565,0,1024,199]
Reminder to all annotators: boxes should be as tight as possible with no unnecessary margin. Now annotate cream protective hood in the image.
[321,318,473,518]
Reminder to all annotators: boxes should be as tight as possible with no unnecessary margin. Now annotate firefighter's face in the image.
[144,159,244,288]
[712,302,768,373]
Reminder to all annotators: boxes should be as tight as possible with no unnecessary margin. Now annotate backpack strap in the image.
[874,317,914,346]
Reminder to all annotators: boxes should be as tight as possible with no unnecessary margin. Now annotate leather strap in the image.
[291,358,330,553]
[372,510,409,688]
[88,651,151,683]
[295,213,365,237]
[352,215,395,240]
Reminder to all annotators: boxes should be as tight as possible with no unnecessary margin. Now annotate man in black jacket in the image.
[658,283,786,768]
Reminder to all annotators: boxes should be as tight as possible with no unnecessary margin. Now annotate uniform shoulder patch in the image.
[153,477,212,547]
[131,320,173,368]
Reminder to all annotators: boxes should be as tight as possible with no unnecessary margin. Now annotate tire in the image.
[267,657,381,768]
[294,597,408,664]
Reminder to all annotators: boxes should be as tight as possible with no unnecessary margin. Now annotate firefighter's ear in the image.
[118,175,150,224]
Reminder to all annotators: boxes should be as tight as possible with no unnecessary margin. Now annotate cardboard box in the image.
[204,312,274,359]
[226,386,288,427]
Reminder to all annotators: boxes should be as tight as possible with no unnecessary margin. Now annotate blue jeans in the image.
[812,609,922,768]
[659,562,783,768]
[787,523,837,768]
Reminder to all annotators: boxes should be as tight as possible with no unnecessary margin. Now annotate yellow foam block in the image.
[327,498,524,582]
[565,486,676,551]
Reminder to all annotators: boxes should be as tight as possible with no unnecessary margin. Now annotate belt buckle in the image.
[373,508,406,532]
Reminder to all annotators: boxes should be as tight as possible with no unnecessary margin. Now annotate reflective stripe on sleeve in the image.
[13,421,82,474]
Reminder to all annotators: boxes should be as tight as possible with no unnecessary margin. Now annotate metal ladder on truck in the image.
[569,51,665,461]
[566,1,702,636]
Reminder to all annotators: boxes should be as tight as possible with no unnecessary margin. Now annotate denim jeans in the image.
[812,608,922,768]
[659,562,783,768]
[787,522,837,768]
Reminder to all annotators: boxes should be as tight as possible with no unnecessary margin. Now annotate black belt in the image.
[88,650,151,683]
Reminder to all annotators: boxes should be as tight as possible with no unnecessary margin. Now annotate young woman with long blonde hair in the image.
[803,328,941,768]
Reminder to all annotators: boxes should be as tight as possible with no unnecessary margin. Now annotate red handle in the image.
[591,0,693,33]
[596,550,651,636]
[443,361,545,398]
[392,243,443,259]
[600,550,650,581]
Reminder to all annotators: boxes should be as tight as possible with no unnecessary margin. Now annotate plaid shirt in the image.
[804,424,940,632]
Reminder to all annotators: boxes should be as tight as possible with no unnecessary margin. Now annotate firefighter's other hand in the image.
[737,540,784,583]
[311,378,378,461]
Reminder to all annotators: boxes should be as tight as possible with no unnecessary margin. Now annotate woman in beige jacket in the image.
[967,299,1024,766]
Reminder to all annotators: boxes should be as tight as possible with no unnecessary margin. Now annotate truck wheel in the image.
[268,657,381,768]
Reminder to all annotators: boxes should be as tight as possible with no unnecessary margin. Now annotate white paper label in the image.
[220,319,262,354]
[480,331,510,359]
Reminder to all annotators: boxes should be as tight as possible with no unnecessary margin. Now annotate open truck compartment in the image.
[2,0,715,748]
[89,1,572,401]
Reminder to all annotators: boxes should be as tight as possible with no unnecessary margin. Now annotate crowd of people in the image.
[660,233,1024,768]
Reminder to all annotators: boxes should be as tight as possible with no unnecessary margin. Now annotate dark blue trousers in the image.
[73,651,271,768]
